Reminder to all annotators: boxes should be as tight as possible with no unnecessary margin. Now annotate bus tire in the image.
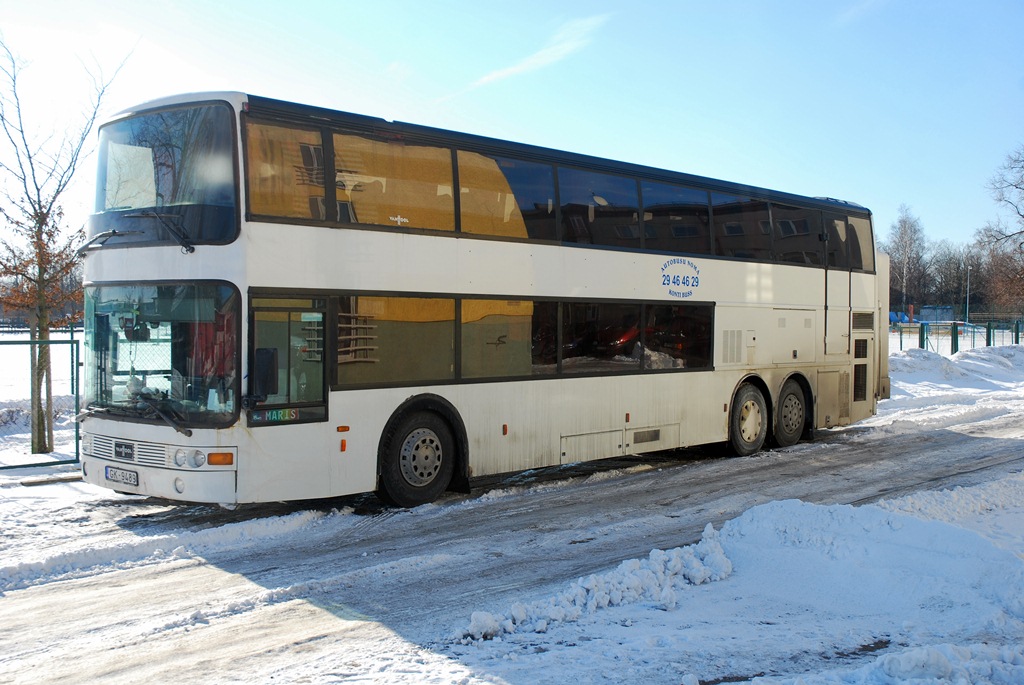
[729,383,767,456]
[774,379,805,448]
[378,411,455,508]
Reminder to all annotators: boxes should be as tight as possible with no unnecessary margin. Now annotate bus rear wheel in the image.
[729,383,767,456]
[378,411,455,508]
[774,379,806,448]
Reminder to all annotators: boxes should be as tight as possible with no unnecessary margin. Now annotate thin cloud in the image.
[835,0,888,26]
[471,14,610,89]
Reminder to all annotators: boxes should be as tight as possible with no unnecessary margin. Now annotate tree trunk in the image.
[30,307,54,454]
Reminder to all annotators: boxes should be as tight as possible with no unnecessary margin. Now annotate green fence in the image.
[0,336,80,470]
[891,321,1022,356]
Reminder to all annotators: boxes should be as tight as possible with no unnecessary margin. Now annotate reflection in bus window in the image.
[826,216,850,268]
[334,133,454,231]
[336,296,455,386]
[558,168,639,248]
[561,302,642,373]
[711,193,771,259]
[94,103,237,244]
[246,123,324,219]
[848,216,874,272]
[772,204,823,265]
[646,304,713,370]
[461,299,544,378]
[252,304,324,405]
[641,182,712,255]
[459,153,556,240]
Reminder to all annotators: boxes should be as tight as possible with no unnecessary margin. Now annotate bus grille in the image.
[92,436,169,467]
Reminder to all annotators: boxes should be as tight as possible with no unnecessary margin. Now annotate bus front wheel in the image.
[729,383,767,456]
[378,411,455,508]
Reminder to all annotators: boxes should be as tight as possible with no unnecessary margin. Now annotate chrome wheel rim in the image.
[399,428,443,487]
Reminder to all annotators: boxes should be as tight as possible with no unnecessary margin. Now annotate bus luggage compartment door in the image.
[560,429,624,465]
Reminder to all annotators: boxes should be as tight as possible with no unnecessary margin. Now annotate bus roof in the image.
[112,91,871,217]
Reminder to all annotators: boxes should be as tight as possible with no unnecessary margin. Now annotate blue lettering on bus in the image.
[660,258,701,298]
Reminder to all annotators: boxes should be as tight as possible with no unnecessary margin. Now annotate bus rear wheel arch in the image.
[728,381,769,456]
[376,395,469,507]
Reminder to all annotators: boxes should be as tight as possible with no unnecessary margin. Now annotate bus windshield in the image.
[89,102,237,245]
[83,283,239,429]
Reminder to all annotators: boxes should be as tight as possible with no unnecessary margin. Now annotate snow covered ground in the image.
[1,346,1023,684]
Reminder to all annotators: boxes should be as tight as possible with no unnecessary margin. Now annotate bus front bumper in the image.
[81,455,237,504]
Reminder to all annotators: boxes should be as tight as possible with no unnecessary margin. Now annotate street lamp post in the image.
[966,265,972,326]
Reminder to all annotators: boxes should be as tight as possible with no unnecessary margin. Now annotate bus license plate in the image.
[105,465,139,487]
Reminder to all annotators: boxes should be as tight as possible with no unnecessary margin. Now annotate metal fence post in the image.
[986,322,994,346]
[918,322,927,349]
[0,337,81,471]
[951,322,959,354]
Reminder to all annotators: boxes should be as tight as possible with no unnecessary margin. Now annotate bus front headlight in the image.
[174,448,188,467]
[189,450,207,468]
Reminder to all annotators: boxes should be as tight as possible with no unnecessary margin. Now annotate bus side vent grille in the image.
[633,429,661,444]
[852,312,874,330]
[723,330,742,364]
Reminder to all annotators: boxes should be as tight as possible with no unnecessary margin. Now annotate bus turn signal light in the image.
[207,452,234,466]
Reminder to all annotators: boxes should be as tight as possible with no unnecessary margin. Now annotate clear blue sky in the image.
[2,0,1022,247]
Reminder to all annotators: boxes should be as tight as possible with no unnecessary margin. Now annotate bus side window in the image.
[459,153,556,241]
[825,216,851,268]
[334,133,455,232]
[252,301,326,407]
[246,122,325,220]
[558,167,639,248]
[711,193,771,260]
[847,216,874,272]
[771,204,823,266]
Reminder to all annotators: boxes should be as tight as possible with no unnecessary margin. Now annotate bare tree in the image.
[880,204,929,314]
[987,144,1024,244]
[928,240,977,315]
[0,38,120,453]
[976,220,1024,311]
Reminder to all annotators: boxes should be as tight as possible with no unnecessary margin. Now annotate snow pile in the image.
[463,523,731,640]
[804,643,1024,684]
[458,473,1024,683]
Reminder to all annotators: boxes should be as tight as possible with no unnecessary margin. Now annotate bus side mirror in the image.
[252,347,279,400]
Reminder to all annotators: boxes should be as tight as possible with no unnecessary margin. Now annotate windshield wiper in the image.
[125,211,195,254]
[132,394,194,437]
[75,406,117,422]
[76,229,144,256]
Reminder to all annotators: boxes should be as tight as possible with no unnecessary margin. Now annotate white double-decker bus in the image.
[78,93,890,507]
